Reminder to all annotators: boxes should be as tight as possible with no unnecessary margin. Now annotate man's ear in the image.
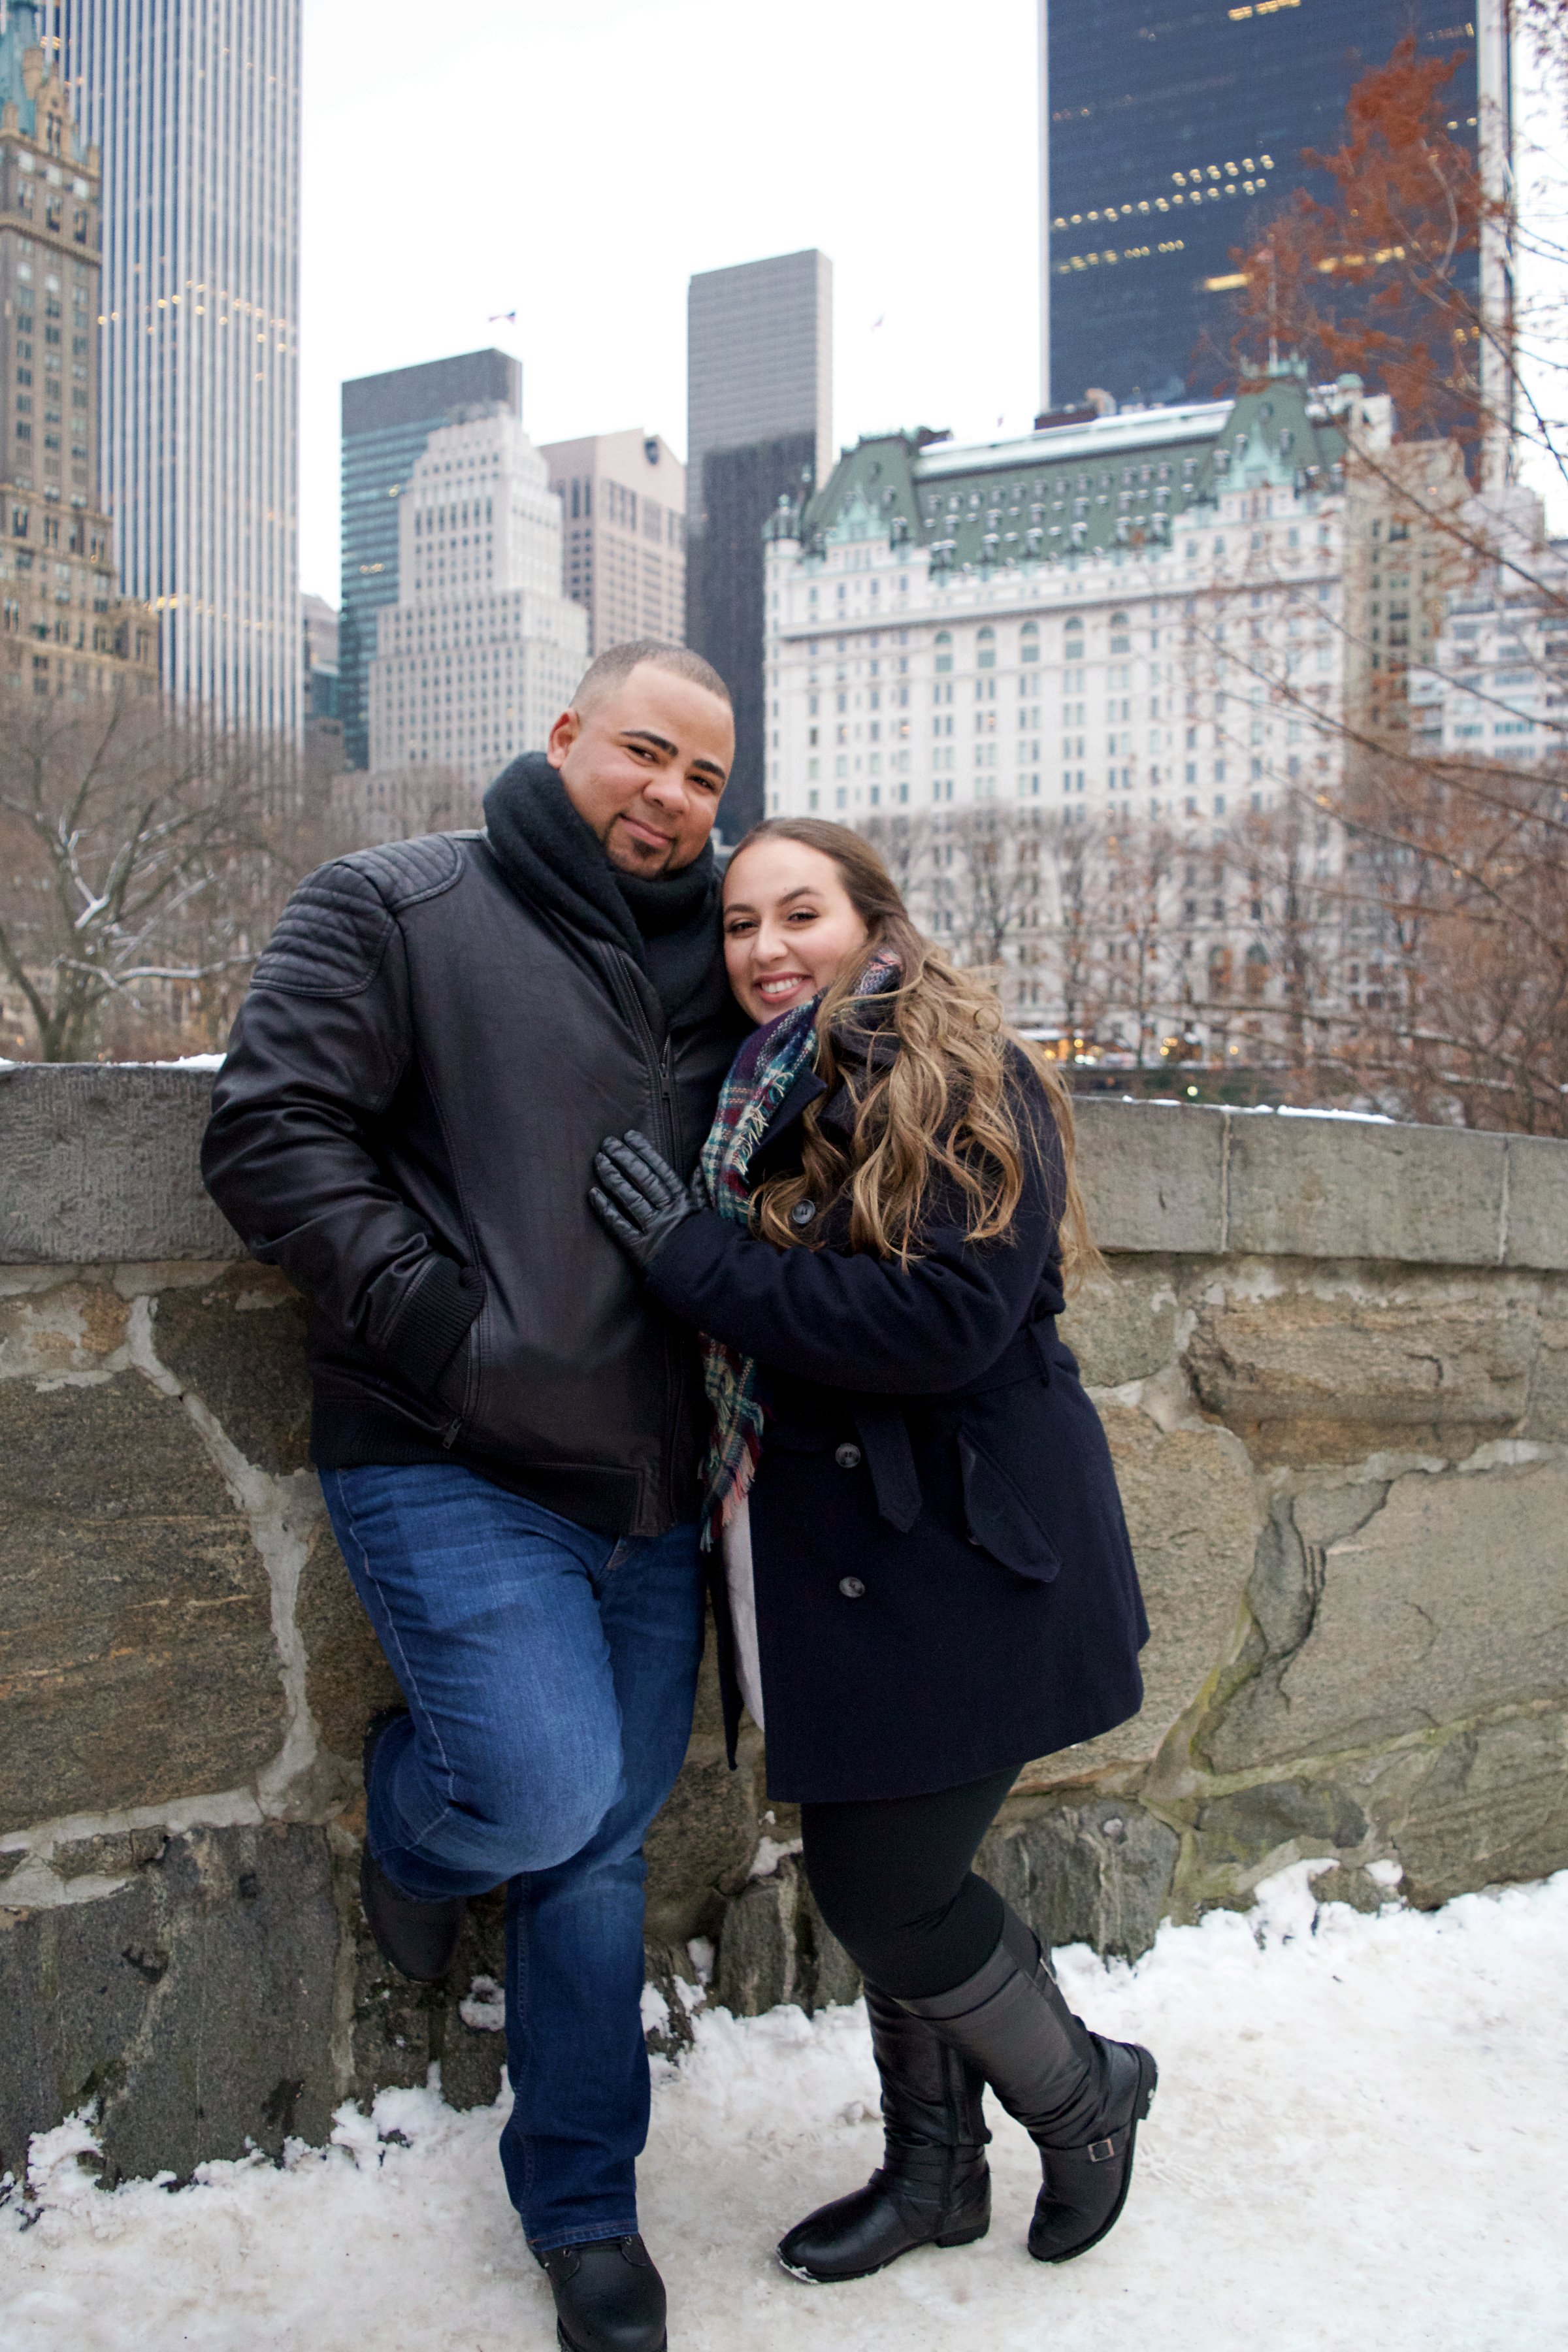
[546,707,581,770]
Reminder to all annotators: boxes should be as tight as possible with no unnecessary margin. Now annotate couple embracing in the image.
[203,643,1154,2352]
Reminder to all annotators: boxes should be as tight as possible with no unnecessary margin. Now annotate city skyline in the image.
[56,0,302,733]
[291,0,1039,606]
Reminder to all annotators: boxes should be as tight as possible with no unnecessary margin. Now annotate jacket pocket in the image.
[958,1431,1062,1585]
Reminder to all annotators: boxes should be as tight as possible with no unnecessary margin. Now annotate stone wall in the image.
[3,1066,1565,2184]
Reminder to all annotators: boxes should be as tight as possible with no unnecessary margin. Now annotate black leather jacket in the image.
[202,830,743,1535]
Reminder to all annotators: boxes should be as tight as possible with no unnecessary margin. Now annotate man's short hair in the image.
[572,639,731,715]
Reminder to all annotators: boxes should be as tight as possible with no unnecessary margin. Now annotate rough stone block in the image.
[1382,1713,1568,1906]
[1186,1290,1535,1463]
[0,1823,337,2185]
[713,1861,806,2017]
[1194,1778,1367,1869]
[1501,1136,1568,1273]
[1073,1100,1226,1255]
[297,1524,402,1762]
[1208,1458,1568,1771]
[152,1268,312,1473]
[1225,1115,1506,1267]
[1059,1260,1180,1390]
[1522,1290,1568,1444]
[0,1066,240,1265]
[982,1797,1179,1961]
[52,1828,170,1879]
[0,1278,129,1380]
[0,1375,285,1830]
[711,1856,859,2017]
[1020,1407,1256,1780]
[644,1741,763,1945]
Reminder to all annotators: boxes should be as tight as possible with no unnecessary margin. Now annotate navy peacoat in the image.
[643,1049,1149,1804]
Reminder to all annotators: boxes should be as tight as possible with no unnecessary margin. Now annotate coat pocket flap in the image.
[958,1433,1063,1585]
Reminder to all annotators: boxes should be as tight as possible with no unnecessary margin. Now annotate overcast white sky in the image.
[298,3,1565,607]
[298,0,1040,602]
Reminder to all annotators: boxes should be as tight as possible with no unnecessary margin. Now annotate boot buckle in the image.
[1086,2134,1120,2164]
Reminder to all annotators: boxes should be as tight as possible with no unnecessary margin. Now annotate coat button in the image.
[838,1576,866,1599]
[834,1442,862,1469]
[790,1199,817,1227]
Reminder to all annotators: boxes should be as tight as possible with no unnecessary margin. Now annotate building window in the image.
[935,630,953,675]
[1021,623,1039,664]
[977,626,996,670]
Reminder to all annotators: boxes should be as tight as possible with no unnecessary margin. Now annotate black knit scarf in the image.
[482,752,721,1020]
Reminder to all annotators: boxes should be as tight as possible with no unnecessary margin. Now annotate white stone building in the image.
[762,367,1377,828]
[1409,489,1568,766]
[367,404,587,787]
[540,429,685,656]
[761,365,1405,1047]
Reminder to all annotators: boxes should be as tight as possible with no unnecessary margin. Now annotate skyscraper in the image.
[56,0,302,733]
[339,348,521,772]
[540,429,685,657]
[1,1,157,704]
[365,402,585,789]
[1039,0,1495,414]
[686,249,832,838]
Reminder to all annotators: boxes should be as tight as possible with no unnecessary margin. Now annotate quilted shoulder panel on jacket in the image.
[250,834,463,997]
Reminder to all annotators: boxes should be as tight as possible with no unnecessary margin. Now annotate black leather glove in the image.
[590,1130,702,1273]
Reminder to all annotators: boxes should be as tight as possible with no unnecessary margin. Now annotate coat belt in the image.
[851,1401,923,1533]
[846,1315,1057,1536]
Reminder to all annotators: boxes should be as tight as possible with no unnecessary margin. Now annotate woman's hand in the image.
[590,1131,704,1273]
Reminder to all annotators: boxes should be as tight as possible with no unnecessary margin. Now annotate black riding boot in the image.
[897,1908,1156,2264]
[777,1982,992,2282]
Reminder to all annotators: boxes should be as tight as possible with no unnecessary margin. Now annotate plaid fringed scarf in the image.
[696,956,900,1548]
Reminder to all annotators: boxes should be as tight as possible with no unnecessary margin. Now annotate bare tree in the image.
[1040,815,1113,1049]
[1339,748,1568,1132]
[1100,819,1179,1065]
[0,698,280,1062]
[858,809,932,915]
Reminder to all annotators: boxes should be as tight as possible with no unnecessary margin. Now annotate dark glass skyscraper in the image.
[1042,0,1486,412]
[686,252,832,841]
[340,348,521,770]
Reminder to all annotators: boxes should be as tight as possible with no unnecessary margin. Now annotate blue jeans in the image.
[320,1462,704,2251]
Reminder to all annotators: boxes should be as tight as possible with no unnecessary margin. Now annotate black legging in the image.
[800,1766,1021,2002]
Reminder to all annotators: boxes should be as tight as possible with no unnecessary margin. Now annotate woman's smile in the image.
[755,970,814,1008]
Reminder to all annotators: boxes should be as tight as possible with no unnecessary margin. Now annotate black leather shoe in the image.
[539,2236,667,2352]
[358,1708,466,1984]
[778,1984,990,2283]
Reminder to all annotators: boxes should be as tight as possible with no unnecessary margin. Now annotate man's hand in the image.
[590,1130,703,1273]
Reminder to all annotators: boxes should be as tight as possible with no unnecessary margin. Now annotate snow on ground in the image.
[3,1865,1565,2352]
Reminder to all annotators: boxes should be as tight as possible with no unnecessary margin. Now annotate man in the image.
[203,642,742,2352]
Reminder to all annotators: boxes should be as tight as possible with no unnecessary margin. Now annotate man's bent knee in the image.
[437,1746,623,1880]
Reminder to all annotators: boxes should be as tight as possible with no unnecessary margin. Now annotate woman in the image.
[588,819,1154,2283]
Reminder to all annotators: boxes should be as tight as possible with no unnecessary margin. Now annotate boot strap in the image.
[1034,2124,1130,2166]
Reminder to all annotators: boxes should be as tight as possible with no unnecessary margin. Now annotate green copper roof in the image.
[783,367,1348,574]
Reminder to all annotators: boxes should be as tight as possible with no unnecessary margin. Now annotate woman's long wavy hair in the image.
[730,819,1101,1284]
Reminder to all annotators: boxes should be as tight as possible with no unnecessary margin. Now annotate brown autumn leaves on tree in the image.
[1223,31,1568,1132]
